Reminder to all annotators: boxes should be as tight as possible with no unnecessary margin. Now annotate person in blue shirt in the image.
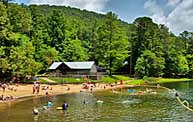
[43,101,52,110]
[47,101,52,108]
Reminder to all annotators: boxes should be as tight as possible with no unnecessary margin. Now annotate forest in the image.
[0,2,192,79]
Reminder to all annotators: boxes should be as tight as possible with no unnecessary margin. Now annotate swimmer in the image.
[45,92,50,97]
[90,87,93,93]
[33,107,39,115]
[96,100,104,103]
[43,100,52,110]
[137,91,144,95]
[47,101,52,108]
[62,101,68,110]
[83,99,88,104]
[175,92,179,97]
[172,89,179,97]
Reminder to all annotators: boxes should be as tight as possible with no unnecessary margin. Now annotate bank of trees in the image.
[0,2,192,79]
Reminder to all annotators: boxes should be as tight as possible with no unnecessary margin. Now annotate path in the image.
[39,77,56,83]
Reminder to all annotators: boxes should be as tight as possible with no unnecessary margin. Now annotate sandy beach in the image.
[0,83,130,104]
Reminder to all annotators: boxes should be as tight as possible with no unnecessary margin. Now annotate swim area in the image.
[0,81,193,122]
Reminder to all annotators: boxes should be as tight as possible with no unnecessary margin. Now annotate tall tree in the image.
[9,40,42,77]
[8,4,32,34]
[130,17,161,73]
[0,2,12,46]
[61,39,88,61]
[135,50,165,78]
[95,12,129,75]
[0,0,12,6]
[47,10,66,53]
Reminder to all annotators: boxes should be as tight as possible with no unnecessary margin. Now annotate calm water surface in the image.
[0,81,193,122]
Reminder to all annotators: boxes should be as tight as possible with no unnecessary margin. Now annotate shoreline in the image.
[1,78,191,105]
[0,83,133,105]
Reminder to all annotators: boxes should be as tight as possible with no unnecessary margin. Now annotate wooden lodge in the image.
[48,61,106,80]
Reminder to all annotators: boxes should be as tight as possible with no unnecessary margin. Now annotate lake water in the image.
[0,81,193,122]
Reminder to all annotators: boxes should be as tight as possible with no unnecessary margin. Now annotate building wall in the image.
[49,63,104,79]
[90,64,97,73]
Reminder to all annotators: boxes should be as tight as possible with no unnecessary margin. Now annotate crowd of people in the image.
[80,80,121,93]
[0,82,18,102]
[33,100,69,115]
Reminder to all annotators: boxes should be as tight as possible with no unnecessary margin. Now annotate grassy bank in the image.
[43,75,131,84]
[98,75,131,83]
[127,78,193,85]
[156,78,193,83]
[38,76,192,85]
[48,77,86,84]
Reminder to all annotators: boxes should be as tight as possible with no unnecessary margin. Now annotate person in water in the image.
[33,107,39,115]
[62,101,68,110]
[47,101,52,108]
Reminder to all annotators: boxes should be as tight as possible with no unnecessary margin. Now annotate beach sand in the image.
[0,83,130,104]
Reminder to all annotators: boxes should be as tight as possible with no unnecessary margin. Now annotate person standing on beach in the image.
[33,85,36,94]
[2,83,7,92]
[36,84,40,94]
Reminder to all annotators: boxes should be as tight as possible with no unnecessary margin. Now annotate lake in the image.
[0,81,193,122]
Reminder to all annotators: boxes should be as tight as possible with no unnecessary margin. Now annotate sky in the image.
[14,0,193,35]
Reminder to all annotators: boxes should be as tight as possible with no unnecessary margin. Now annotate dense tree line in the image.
[0,3,192,79]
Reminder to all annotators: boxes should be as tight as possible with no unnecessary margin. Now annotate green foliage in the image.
[164,48,189,76]
[135,50,165,78]
[61,39,88,61]
[9,40,42,77]
[8,4,32,33]
[94,12,129,75]
[0,2,12,46]
[47,10,66,53]
[0,3,192,80]
[0,46,9,73]
[186,54,193,77]
[37,46,59,72]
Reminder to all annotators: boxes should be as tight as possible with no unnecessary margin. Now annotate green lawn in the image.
[49,77,86,84]
[126,79,144,85]
[157,78,193,83]
[39,76,193,85]
[126,78,193,85]
[99,75,131,83]
[39,78,50,83]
